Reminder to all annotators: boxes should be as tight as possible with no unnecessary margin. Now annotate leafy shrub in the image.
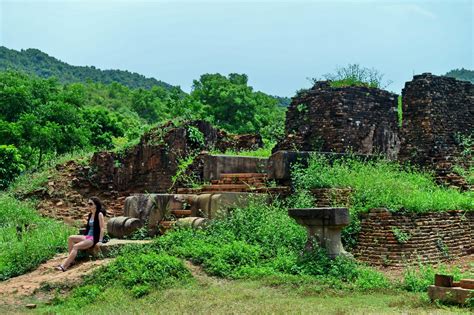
[313,64,392,89]
[153,198,388,289]
[93,252,190,289]
[392,227,411,244]
[59,251,191,306]
[0,145,25,189]
[0,194,73,280]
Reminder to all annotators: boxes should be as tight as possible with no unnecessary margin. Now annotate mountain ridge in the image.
[0,46,175,90]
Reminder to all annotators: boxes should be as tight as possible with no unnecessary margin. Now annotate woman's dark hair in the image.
[85,196,107,247]
[89,196,107,217]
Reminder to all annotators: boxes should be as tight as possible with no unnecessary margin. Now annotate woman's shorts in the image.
[85,235,93,241]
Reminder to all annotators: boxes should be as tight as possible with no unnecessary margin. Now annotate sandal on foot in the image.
[55,265,66,272]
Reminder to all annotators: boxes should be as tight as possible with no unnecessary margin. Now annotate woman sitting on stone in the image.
[56,196,106,271]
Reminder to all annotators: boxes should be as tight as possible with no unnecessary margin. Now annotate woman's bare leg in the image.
[68,235,85,253]
[61,239,93,270]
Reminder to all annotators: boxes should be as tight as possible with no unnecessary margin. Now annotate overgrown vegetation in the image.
[292,154,474,213]
[312,64,392,89]
[53,198,390,310]
[0,194,73,280]
[45,197,474,312]
[403,263,474,293]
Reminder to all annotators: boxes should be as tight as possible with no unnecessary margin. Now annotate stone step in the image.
[219,178,266,185]
[171,209,192,218]
[202,184,255,191]
[220,173,267,179]
[176,187,202,194]
[178,186,290,194]
[201,185,290,193]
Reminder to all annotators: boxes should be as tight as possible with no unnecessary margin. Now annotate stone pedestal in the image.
[288,207,350,258]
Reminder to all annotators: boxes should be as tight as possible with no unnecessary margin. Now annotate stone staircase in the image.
[177,172,289,194]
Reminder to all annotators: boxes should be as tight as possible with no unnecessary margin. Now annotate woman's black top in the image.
[84,211,102,247]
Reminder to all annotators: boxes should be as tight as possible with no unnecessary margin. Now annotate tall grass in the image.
[0,194,73,280]
[292,154,473,213]
[403,263,474,293]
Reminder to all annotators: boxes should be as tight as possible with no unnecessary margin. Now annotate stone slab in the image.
[288,207,350,226]
[428,285,473,305]
[203,155,268,181]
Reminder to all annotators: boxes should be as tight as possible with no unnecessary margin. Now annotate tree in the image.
[81,107,124,149]
[0,145,25,189]
[445,68,474,83]
[190,73,286,140]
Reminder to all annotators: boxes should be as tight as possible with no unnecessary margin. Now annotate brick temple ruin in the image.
[277,73,473,189]
[74,73,472,266]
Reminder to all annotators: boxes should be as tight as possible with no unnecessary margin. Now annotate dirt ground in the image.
[0,254,113,306]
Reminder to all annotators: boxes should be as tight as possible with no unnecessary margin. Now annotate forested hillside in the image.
[0,46,174,90]
[445,68,474,83]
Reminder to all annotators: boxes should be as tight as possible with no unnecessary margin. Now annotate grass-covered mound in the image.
[0,194,73,280]
[292,154,473,213]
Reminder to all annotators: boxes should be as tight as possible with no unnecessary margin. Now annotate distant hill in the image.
[444,68,474,83]
[0,46,175,90]
[273,95,291,107]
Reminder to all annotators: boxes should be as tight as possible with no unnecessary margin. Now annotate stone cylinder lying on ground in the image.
[107,216,142,238]
[176,217,209,229]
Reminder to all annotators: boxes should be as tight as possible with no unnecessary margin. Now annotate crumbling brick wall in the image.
[275,82,400,159]
[354,208,473,267]
[398,73,473,189]
[86,120,263,193]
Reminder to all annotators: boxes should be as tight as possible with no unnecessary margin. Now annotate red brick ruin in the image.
[277,73,473,189]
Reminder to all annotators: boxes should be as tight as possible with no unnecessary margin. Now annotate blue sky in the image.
[1,0,472,96]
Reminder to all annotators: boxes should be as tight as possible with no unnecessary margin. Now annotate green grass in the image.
[36,278,472,315]
[292,154,474,213]
[403,263,474,293]
[211,140,275,158]
[0,194,73,280]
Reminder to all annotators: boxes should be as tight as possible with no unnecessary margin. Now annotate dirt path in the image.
[0,254,112,306]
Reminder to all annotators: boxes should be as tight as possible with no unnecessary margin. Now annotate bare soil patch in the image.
[0,254,112,306]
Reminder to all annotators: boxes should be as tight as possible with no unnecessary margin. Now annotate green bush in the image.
[57,251,191,307]
[152,198,388,289]
[0,144,25,189]
[0,194,72,280]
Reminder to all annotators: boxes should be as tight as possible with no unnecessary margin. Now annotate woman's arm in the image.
[98,212,105,243]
